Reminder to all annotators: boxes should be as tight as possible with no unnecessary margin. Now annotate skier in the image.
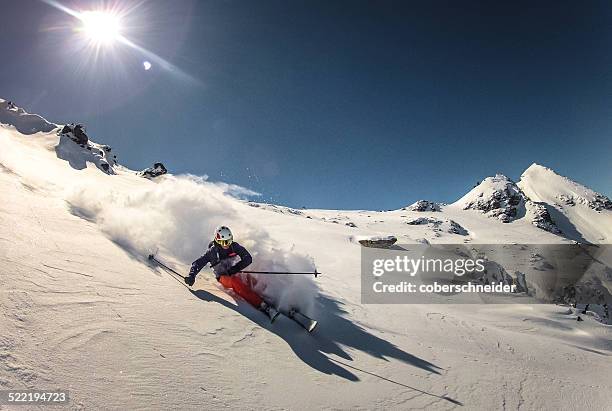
[185,226,278,319]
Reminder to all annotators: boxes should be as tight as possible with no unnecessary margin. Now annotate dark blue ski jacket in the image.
[189,241,252,278]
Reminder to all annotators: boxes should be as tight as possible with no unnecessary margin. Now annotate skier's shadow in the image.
[136,257,447,394]
[189,288,443,382]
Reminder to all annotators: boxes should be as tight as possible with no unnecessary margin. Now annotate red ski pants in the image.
[218,275,263,307]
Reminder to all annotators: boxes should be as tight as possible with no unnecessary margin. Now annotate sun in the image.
[79,10,122,45]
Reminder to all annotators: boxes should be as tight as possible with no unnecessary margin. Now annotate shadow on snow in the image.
[187,286,462,405]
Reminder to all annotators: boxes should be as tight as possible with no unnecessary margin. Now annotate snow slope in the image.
[1,104,611,410]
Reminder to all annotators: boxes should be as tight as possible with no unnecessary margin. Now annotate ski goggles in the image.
[215,238,233,247]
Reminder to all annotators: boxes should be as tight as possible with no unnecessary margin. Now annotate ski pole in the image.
[149,254,321,278]
[240,270,321,278]
[148,254,186,278]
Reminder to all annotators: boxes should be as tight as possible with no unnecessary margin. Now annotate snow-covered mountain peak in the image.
[517,163,612,243]
[519,162,611,212]
[522,162,553,174]
[452,174,525,223]
[446,162,611,241]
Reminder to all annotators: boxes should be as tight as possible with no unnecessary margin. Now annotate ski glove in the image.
[185,275,195,286]
[227,266,240,276]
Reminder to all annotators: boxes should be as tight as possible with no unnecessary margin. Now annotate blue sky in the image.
[1,0,610,209]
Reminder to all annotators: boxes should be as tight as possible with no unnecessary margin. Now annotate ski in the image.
[283,309,318,333]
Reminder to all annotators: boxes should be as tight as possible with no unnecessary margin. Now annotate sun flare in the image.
[80,10,122,45]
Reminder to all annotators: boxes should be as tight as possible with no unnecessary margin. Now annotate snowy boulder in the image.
[139,162,168,179]
[557,194,575,207]
[513,271,529,294]
[406,217,468,236]
[54,134,116,174]
[555,280,610,315]
[402,200,441,212]
[0,99,57,135]
[587,194,612,211]
[358,235,397,248]
[525,201,562,235]
[552,189,612,211]
[58,123,89,145]
[406,217,434,225]
[454,174,525,223]
[446,220,469,235]
[476,261,514,287]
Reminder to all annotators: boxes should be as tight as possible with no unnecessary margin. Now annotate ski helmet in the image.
[214,226,233,247]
